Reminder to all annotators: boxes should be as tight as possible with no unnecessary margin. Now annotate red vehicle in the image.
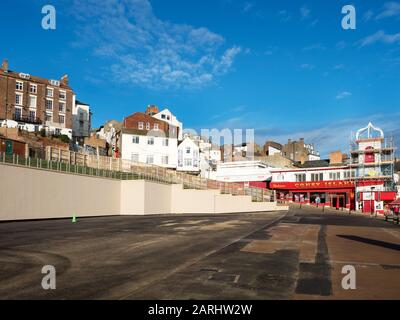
[385,199,400,224]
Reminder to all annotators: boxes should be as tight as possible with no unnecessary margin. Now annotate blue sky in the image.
[1,0,400,156]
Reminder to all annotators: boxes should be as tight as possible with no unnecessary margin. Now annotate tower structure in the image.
[350,122,397,213]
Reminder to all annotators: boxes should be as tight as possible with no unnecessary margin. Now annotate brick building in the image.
[263,141,283,156]
[281,138,320,163]
[120,110,179,168]
[0,59,74,138]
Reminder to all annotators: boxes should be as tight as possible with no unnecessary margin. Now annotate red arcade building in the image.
[269,123,398,214]
[269,165,357,210]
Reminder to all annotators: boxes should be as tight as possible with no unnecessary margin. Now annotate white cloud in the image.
[277,10,291,23]
[335,41,347,50]
[310,19,319,27]
[300,63,315,70]
[376,1,400,20]
[359,30,400,46]
[71,0,241,89]
[300,5,311,20]
[363,9,374,21]
[333,64,345,70]
[336,91,352,100]
[243,2,254,13]
[302,43,326,51]
[254,113,400,157]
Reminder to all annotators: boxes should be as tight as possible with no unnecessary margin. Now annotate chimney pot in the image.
[61,74,69,85]
[2,59,9,72]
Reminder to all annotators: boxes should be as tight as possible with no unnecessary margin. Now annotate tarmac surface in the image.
[0,206,399,299]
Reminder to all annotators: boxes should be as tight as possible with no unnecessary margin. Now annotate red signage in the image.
[270,180,355,190]
[360,191,397,201]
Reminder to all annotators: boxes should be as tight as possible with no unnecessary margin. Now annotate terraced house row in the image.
[0,59,91,142]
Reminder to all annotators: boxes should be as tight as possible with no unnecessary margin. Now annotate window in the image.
[16,81,23,91]
[59,115,65,124]
[161,114,166,119]
[343,171,355,179]
[138,122,144,130]
[311,173,323,181]
[162,138,169,147]
[28,110,36,121]
[329,172,341,180]
[162,156,169,165]
[186,147,191,154]
[29,95,37,108]
[29,84,37,94]
[184,159,192,167]
[15,93,23,105]
[14,107,22,120]
[193,150,199,167]
[46,87,53,97]
[295,173,306,182]
[146,155,154,164]
[46,99,53,110]
[132,136,140,144]
[131,153,139,162]
[45,113,52,122]
[167,115,170,120]
[154,123,159,130]
[147,137,154,145]
[59,101,65,113]
[146,122,150,130]
[178,150,183,167]
[59,90,66,100]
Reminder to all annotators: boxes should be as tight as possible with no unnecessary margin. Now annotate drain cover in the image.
[209,273,240,283]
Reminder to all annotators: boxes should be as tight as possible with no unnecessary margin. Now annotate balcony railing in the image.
[350,137,395,152]
[13,114,42,125]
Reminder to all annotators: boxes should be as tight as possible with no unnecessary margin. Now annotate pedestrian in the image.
[315,196,321,207]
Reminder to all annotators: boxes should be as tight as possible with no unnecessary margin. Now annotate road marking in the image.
[117,211,288,300]
[382,228,400,239]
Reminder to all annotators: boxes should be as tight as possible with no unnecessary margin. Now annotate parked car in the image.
[385,202,400,225]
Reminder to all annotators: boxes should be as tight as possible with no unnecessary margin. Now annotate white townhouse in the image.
[152,108,183,141]
[121,111,178,169]
[72,99,91,143]
[177,137,200,173]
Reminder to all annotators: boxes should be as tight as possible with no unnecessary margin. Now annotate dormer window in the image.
[138,122,144,130]
[146,122,150,130]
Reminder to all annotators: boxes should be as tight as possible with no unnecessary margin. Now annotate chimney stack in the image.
[1,59,9,72]
[60,74,69,86]
[145,105,159,116]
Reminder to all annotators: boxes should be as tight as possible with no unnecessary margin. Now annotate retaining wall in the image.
[0,164,287,221]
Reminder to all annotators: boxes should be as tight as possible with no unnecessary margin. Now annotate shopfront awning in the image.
[389,198,400,206]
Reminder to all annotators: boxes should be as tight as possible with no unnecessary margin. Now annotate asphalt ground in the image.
[0,207,399,300]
